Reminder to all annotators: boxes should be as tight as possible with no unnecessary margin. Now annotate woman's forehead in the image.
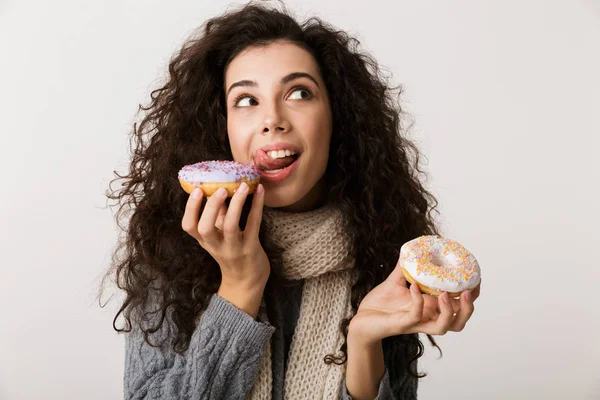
[224,42,321,87]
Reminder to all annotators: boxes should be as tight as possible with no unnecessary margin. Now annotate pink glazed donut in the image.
[178,160,261,197]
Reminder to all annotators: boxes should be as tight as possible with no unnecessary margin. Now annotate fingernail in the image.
[238,182,248,193]
[257,184,264,194]
[217,187,227,196]
[191,188,202,198]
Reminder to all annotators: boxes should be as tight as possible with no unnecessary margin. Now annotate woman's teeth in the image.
[267,149,297,159]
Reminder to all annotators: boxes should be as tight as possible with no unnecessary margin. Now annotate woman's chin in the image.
[262,175,326,211]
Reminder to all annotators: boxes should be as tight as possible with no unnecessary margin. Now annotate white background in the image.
[1,1,598,399]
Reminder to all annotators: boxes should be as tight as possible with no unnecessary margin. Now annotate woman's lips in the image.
[254,149,298,171]
[258,156,300,183]
[253,149,301,183]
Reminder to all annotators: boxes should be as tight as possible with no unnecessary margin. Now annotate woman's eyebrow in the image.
[226,72,320,99]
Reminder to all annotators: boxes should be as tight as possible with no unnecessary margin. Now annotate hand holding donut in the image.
[349,236,481,345]
[180,161,270,288]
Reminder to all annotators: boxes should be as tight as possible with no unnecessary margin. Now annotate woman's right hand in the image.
[181,182,270,289]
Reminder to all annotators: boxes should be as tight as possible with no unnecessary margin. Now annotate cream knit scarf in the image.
[249,203,356,399]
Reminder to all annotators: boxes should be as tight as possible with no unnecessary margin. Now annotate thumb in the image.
[386,258,408,287]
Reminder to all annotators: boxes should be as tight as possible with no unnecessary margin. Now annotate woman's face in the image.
[224,41,332,211]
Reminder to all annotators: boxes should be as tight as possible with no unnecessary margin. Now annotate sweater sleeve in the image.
[124,293,276,400]
[341,367,393,400]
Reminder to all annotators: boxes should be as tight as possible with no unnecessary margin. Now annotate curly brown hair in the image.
[98,0,442,387]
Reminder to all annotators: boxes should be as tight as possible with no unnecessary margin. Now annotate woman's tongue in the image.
[255,150,298,171]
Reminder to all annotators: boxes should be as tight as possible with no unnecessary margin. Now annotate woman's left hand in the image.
[348,258,481,345]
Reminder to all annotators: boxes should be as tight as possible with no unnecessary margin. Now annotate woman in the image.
[102,1,480,398]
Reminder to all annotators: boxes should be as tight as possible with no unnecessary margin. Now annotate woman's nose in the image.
[262,105,290,134]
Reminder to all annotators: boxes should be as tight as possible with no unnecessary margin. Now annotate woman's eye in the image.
[233,88,311,107]
[289,88,311,100]
[235,96,256,107]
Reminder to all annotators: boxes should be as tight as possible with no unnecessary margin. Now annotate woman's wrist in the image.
[217,275,267,319]
[346,328,385,400]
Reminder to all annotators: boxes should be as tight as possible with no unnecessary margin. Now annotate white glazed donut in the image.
[399,235,481,297]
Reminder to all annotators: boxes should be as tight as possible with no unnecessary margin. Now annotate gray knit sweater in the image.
[124,280,417,399]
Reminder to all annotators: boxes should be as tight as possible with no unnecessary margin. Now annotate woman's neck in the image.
[276,176,328,213]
